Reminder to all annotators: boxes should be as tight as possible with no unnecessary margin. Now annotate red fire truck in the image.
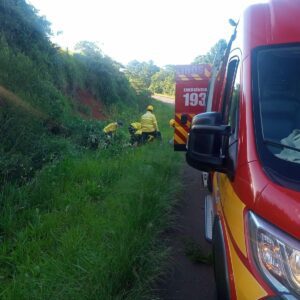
[174,64,211,151]
[186,0,300,299]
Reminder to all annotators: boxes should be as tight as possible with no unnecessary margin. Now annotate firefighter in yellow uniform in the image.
[103,121,123,140]
[128,122,142,145]
[140,105,161,143]
[169,119,175,128]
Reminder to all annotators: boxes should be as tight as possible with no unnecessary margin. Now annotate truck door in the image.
[213,54,241,300]
[216,54,240,199]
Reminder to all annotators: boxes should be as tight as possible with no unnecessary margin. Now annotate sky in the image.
[28,0,260,67]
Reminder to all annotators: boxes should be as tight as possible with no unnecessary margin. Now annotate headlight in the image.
[248,212,300,299]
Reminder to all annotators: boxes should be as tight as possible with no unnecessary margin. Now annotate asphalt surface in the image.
[156,164,216,300]
[152,94,175,105]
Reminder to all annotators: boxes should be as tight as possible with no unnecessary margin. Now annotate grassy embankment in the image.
[0,102,184,299]
[0,1,183,297]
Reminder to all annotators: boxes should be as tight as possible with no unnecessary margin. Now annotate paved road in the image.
[156,164,216,300]
[152,94,175,105]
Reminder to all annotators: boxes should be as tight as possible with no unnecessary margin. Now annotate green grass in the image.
[0,103,184,299]
[0,3,182,297]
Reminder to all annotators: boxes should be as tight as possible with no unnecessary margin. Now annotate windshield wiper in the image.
[264,139,300,154]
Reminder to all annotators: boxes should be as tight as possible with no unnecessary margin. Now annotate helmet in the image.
[147,105,154,111]
[169,119,175,127]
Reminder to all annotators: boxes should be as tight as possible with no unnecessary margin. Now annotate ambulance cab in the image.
[186,1,300,299]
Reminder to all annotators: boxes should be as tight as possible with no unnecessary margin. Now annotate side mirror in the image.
[186,112,231,173]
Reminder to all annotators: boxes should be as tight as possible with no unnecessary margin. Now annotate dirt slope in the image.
[77,90,106,120]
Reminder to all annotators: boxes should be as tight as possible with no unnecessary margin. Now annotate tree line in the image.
[124,60,176,96]
[125,39,227,97]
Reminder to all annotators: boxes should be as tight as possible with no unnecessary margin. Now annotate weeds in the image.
[0,103,183,299]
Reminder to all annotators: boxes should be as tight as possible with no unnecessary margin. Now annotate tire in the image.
[212,217,230,300]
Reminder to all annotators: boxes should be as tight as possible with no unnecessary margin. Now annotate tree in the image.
[74,41,103,59]
[193,39,227,64]
[149,67,175,96]
[0,0,52,58]
[125,60,159,92]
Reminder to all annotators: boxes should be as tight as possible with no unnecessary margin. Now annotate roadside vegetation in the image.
[125,60,176,97]
[193,39,227,64]
[0,0,145,184]
[1,102,183,299]
[124,38,228,98]
[0,1,184,299]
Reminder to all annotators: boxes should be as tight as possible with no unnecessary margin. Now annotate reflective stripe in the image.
[174,129,186,144]
[228,234,267,299]
[219,174,247,257]
[173,113,195,145]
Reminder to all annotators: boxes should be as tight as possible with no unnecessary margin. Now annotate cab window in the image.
[253,45,300,190]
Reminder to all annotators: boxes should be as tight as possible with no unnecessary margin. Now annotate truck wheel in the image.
[212,217,230,300]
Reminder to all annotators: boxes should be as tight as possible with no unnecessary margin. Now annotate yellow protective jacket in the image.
[131,122,142,130]
[103,122,118,134]
[140,111,159,133]
[130,122,142,135]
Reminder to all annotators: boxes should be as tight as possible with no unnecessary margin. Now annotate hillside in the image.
[0,0,149,184]
[0,1,183,299]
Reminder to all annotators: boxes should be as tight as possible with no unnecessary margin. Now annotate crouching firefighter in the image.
[102,120,123,143]
[128,122,142,146]
[140,105,161,143]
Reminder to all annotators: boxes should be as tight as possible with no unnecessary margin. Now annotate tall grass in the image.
[0,103,184,299]
[0,2,183,297]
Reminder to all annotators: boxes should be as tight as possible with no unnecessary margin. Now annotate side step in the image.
[205,194,214,242]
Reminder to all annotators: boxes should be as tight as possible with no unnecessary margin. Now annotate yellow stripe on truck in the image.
[174,113,194,145]
[174,134,185,144]
[228,235,267,299]
[191,74,202,80]
[176,125,188,139]
[178,74,189,81]
[205,68,211,78]
[219,174,247,257]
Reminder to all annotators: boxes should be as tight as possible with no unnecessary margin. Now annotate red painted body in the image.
[207,0,300,298]
[233,0,300,237]
[175,79,209,115]
[174,64,211,150]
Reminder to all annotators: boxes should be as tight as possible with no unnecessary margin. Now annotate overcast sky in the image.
[28,0,261,66]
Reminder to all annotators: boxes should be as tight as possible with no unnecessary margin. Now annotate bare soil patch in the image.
[77,90,106,120]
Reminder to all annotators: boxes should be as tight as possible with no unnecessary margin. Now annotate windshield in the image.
[254,45,300,189]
